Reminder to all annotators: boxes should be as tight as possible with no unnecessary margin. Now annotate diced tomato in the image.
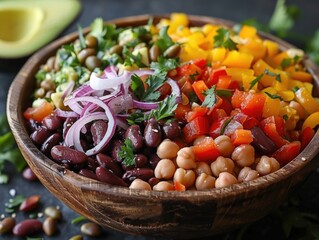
[228,80,241,90]
[231,129,253,145]
[186,106,208,122]
[183,116,210,143]
[243,117,259,129]
[260,116,286,136]
[272,141,301,166]
[176,62,203,82]
[174,180,186,191]
[174,103,191,121]
[192,136,220,162]
[192,80,209,102]
[262,123,289,148]
[300,127,315,150]
[216,75,232,89]
[231,89,247,109]
[206,67,227,87]
[23,101,54,122]
[209,116,229,139]
[241,92,266,120]
[218,96,233,115]
[210,108,227,122]
[193,59,207,69]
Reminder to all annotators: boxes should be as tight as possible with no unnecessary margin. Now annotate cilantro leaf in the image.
[202,86,217,109]
[249,74,264,90]
[155,26,174,52]
[131,74,145,100]
[149,95,178,121]
[265,92,284,101]
[119,139,136,167]
[214,28,238,50]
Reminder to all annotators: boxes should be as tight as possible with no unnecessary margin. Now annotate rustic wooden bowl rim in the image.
[7,14,319,200]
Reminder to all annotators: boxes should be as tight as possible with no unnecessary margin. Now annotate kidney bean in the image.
[13,219,42,237]
[30,126,52,146]
[91,120,107,146]
[0,217,16,234]
[79,169,99,180]
[149,154,161,169]
[42,114,62,130]
[41,133,61,156]
[96,153,123,177]
[144,118,162,148]
[63,117,77,139]
[125,125,144,150]
[111,140,123,162]
[43,217,57,236]
[27,119,39,132]
[148,177,160,187]
[96,166,128,187]
[51,146,88,164]
[162,120,181,140]
[87,157,99,171]
[122,168,154,182]
[81,222,102,237]
[22,167,38,181]
[135,154,148,168]
[251,127,276,154]
[19,195,40,212]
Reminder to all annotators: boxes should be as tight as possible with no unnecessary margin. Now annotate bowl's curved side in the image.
[6,14,319,238]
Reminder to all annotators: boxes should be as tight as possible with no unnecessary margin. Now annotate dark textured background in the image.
[1,0,319,239]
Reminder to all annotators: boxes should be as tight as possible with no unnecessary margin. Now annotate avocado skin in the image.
[0,0,81,59]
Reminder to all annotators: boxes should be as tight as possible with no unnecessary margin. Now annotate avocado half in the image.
[0,0,81,59]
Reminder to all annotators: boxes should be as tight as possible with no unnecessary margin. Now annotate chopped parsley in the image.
[249,74,264,90]
[264,69,282,82]
[220,116,234,135]
[123,46,147,68]
[280,55,302,69]
[216,89,233,98]
[202,86,217,109]
[214,28,238,50]
[127,110,145,125]
[119,139,136,167]
[149,95,178,121]
[155,26,175,52]
[265,92,284,101]
[150,56,179,74]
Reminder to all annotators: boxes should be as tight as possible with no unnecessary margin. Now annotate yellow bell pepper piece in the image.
[263,96,281,118]
[238,39,267,61]
[272,70,289,91]
[179,43,208,62]
[302,112,319,130]
[273,51,289,66]
[226,68,254,81]
[279,90,295,101]
[263,40,279,57]
[242,74,258,91]
[239,25,257,39]
[290,71,313,82]
[294,87,319,114]
[210,47,227,62]
[253,59,275,87]
[169,13,189,34]
[222,50,254,68]
[304,82,313,94]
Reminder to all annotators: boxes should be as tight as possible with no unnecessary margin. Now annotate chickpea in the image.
[238,167,259,182]
[156,139,180,159]
[231,144,255,167]
[154,159,176,179]
[153,181,175,191]
[195,162,212,176]
[129,179,151,190]
[173,168,195,188]
[214,135,235,157]
[195,173,216,190]
[256,155,280,176]
[176,147,196,169]
[210,156,235,178]
[215,172,238,188]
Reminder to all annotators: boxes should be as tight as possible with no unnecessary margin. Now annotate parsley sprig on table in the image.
[0,114,26,184]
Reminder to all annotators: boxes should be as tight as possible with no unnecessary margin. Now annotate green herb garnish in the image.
[5,195,26,213]
[123,46,146,68]
[202,85,217,109]
[264,69,282,82]
[77,24,86,49]
[249,74,264,90]
[155,26,175,53]
[71,215,87,224]
[265,92,284,101]
[214,28,238,50]
[149,95,178,121]
[150,56,179,74]
[216,89,234,98]
[127,111,145,125]
[220,116,234,135]
[119,139,136,167]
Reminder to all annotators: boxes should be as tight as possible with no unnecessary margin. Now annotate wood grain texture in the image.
[6,15,319,238]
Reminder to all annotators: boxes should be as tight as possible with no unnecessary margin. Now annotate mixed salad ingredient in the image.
[24,13,319,191]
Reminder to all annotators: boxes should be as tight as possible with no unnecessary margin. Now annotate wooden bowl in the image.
[7,15,319,239]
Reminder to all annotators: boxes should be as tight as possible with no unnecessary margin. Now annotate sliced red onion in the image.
[72,83,95,97]
[89,71,130,90]
[107,94,133,114]
[115,116,129,129]
[55,108,79,118]
[133,100,158,110]
[167,78,181,104]
[103,65,118,78]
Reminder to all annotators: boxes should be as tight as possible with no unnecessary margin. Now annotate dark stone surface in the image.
[1,0,319,239]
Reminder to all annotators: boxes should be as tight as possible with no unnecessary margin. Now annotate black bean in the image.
[91,120,107,146]
[51,146,88,164]
[79,169,98,180]
[144,118,162,147]
[30,126,52,146]
[162,120,181,139]
[251,127,277,154]
[125,125,144,150]
[42,114,62,130]
[96,166,128,187]
[96,153,123,177]
[122,168,154,182]
[41,133,61,156]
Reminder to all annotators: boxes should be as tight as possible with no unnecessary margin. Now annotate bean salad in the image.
[24,13,319,191]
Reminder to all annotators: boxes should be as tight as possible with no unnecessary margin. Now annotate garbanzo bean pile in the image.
[24,13,319,191]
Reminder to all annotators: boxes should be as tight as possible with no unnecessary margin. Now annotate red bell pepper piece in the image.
[183,116,210,143]
[207,67,227,87]
[272,141,301,166]
[300,127,315,150]
[192,137,220,162]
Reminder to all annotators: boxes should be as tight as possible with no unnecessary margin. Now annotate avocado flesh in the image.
[0,0,81,58]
